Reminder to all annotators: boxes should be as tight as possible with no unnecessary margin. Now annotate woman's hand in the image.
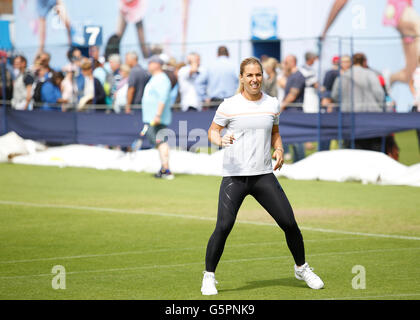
[273,148,284,171]
[221,134,235,147]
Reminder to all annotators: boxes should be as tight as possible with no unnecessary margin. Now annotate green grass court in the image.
[0,131,419,300]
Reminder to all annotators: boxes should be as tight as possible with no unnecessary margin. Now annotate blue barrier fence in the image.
[1,107,420,149]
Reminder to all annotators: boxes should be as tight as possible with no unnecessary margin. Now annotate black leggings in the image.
[205,173,305,272]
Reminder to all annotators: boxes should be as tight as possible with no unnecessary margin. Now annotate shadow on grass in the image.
[219,277,306,293]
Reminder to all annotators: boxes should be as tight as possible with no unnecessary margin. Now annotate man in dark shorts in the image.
[141,56,174,179]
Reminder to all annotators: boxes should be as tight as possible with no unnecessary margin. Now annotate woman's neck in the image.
[242,90,262,101]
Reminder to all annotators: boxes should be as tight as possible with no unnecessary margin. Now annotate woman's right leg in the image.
[391,6,420,84]
[116,12,127,38]
[205,177,247,272]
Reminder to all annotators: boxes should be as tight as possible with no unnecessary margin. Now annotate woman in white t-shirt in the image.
[201,57,324,295]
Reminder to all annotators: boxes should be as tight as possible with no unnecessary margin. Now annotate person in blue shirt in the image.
[196,46,238,108]
[141,55,174,179]
[40,71,66,111]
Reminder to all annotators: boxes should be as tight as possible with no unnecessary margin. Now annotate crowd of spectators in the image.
[0,45,416,160]
[0,45,239,114]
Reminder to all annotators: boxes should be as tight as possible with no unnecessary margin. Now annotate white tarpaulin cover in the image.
[1,132,419,187]
[0,132,46,162]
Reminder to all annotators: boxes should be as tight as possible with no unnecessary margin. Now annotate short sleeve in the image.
[23,73,34,86]
[290,74,305,92]
[213,101,229,127]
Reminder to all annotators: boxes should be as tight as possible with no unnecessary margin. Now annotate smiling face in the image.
[240,62,263,99]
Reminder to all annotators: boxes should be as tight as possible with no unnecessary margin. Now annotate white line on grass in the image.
[298,226,420,241]
[0,238,357,264]
[1,247,419,280]
[320,293,420,300]
[1,200,419,241]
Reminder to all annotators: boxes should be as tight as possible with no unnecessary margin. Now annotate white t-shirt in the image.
[177,65,203,111]
[83,76,95,98]
[213,92,280,177]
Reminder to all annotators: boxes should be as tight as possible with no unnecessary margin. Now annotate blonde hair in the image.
[262,57,278,73]
[236,57,263,93]
[120,64,131,74]
[80,58,92,70]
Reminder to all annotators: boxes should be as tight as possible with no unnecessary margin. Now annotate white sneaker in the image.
[294,263,324,289]
[201,271,218,295]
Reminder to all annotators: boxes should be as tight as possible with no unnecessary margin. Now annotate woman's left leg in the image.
[250,173,305,266]
[250,173,324,289]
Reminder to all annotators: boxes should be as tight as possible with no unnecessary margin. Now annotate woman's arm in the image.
[321,0,349,40]
[271,125,284,171]
[208,121,234,147]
